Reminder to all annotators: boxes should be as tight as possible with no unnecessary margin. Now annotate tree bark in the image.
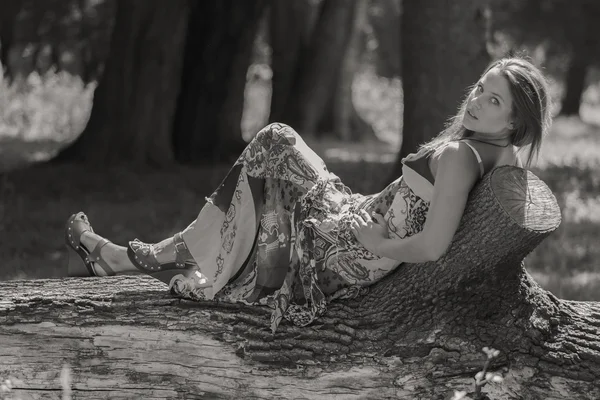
[390,1,490,181]
[2,167,598,399]
[54,0,189,166]
[172,1,267,165]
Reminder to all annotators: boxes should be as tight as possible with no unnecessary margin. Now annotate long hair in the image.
[417,56,552,167]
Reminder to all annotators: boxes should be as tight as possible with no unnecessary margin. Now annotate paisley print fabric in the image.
[172,123,431,333]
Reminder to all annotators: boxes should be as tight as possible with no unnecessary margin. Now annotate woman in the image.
[65,57,552,333]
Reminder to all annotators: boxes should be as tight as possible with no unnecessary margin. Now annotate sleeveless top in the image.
[383,140,484,243]
[403,140,485,187]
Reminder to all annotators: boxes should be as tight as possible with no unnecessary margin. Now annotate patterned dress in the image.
[173,123,432,333]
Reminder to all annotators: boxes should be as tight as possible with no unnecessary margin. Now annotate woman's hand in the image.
[350,210,388,254]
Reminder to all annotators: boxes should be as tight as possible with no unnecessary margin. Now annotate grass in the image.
[0,67,599,301]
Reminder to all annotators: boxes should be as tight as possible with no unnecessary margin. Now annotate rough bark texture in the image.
[391,0,490,180]
[2,167,599,399]
[54,0,189,166]
[172,1,267,165]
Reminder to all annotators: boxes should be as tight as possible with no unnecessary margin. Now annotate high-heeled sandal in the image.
[65,212,116,277]
[126,232,206,288]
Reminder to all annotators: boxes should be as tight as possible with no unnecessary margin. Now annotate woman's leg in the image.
[178,123,333,300]
[71,122,329,308]
[78,231,183,276]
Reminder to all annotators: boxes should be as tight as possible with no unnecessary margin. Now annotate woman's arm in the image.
[374,142,481,262]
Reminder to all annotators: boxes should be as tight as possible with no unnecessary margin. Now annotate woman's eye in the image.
[477,85,483,93]
[491,98,499,105]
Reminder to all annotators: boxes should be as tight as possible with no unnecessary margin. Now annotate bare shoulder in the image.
[434,141,480,169]
[431,142,480,185]
[461,139,521,169]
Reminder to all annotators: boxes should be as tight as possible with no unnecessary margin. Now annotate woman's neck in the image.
[467,132,512,146]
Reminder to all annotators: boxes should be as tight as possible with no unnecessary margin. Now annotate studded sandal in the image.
[65,212,116,277]
[126,232,206,287]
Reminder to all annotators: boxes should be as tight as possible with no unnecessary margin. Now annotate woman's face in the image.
[462,68,514,137]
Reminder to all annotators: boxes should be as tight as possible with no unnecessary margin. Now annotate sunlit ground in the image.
[0,66,599,301]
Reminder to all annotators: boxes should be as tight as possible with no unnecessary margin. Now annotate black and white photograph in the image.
[0,0,599,399]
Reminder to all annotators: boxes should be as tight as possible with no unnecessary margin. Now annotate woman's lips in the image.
[467,110,478,120]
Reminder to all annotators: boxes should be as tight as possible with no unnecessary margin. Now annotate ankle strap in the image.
[173,232,193,267]
[87,238,116,275]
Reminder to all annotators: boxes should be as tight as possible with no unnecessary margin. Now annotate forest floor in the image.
[1,69,599,301]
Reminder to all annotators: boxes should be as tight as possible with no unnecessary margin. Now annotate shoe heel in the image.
[67,246,93,277]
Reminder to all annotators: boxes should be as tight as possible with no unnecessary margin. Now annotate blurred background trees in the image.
[1,0,114,83]
[491,0,600,116]
[2,0,598,167]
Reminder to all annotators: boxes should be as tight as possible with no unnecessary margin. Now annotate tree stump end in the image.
[490,166,561,233]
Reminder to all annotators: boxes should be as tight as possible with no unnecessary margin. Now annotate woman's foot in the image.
[65,212,139,277]
[127,233,207,287]
[79,231,136,276]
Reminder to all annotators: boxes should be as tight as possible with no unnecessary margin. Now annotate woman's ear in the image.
[507,120,515,129]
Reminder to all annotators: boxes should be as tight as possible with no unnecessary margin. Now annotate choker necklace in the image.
[465,137,512,148]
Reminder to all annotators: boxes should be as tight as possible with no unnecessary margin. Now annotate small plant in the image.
[450,347,504,400]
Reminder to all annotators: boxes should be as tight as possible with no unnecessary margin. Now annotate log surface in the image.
[1,275,599,399]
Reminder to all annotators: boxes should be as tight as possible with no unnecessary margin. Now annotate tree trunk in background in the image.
[271,0,374,141]
[560,52,587,116]
[268,0,315,124]
[172,1,267,165]
[54,0,189,166]
[331,0,375,141]
[0,0,22,79]
[4,168,599,399]
[78,0,116,84]
[292,0,356,136]
[560,22,593,118]
[389,1,490,182]
[369,0,401,79]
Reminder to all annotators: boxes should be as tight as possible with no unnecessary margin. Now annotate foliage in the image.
[0,71,92,171]
[491,0,600,71]
[3,0,114,80]
[451,347,504,400]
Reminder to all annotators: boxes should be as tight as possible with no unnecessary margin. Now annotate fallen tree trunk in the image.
[1,167,599,399]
